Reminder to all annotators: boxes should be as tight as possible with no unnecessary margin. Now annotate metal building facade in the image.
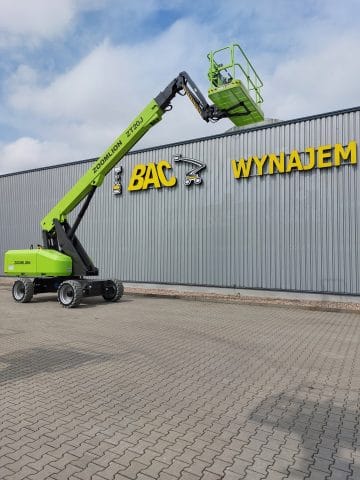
[1,106,360,294]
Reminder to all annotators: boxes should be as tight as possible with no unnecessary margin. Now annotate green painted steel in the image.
[41,99,164,233]
[208,81,264,126]
[208,44,264,127]
[4,249,72,277]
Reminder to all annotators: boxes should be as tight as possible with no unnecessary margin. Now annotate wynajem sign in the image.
[231,141,357,179]
[112,141,357,194]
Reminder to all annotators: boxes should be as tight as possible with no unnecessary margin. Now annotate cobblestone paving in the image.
[0,288,359,480]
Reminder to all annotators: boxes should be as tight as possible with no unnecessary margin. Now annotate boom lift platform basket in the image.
[207,44,264,127]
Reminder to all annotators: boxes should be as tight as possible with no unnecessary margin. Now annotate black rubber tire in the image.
[12,278,34,303]
[102,279,124,302]
[57,280,83,308]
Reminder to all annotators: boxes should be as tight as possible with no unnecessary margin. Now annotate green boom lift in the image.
[4,44,263,307]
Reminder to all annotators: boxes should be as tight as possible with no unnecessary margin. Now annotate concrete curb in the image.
[1,278,360,314]
[124,288,360,314]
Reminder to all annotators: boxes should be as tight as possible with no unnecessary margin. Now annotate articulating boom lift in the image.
[4,45,264,307]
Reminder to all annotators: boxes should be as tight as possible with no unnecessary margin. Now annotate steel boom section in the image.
[41,99,163,233]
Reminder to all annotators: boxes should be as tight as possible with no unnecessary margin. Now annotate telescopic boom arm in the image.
[40,72,229,276]
[41,72,227,234]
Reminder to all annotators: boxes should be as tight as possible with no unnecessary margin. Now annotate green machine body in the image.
[4,249,72,277]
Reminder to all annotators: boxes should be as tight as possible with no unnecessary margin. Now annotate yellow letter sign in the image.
[128,161,177,191]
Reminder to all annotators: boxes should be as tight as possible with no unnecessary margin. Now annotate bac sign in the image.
[128,161,176,191]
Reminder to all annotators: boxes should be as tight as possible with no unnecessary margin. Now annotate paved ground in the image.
[0,286,359,480]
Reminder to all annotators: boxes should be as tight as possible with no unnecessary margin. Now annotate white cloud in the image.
[264,30,360,119]
[0,137,80,174]
[1,3,360,175]
[3,19,229,174]
[0,0,191,49]
[9,20,215,122]
[0,0,74,47]
[0,0,105,47]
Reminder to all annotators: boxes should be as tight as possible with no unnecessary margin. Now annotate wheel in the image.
[194,177,202,185]
[12,278,34,303]
[102,279,124,302]
[184,178,191,186]
[57,280,82,308]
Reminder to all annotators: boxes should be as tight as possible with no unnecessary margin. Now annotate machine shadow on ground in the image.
[20,293,134,308]
[249,387,356,477]
[0,347,113,384]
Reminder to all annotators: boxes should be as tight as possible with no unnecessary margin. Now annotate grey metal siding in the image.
[1,108,360,294]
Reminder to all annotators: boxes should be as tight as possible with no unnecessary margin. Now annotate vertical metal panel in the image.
[1,108,360,294]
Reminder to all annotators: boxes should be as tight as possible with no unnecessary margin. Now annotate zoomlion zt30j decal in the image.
[172,153,206,186]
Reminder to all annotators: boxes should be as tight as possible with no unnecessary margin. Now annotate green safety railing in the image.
[208,44,264,105]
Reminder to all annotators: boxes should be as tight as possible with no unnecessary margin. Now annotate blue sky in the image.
[0,0,359,174]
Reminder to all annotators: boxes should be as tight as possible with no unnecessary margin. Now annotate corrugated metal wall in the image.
[1,107,360,294]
